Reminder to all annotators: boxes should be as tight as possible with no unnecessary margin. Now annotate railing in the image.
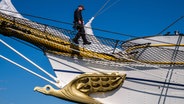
[0,12,126,62]
[0,12,124,53]
[1,11,184,65]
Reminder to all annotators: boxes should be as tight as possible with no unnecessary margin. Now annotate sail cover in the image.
[0,0,25,19]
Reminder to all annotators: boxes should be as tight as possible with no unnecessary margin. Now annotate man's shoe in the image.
[83,41,91,45]
[72,39,79,44]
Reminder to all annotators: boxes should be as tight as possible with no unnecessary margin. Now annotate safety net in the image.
[0,12,184,65]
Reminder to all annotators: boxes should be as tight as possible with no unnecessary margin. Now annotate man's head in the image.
[78,5,85,10]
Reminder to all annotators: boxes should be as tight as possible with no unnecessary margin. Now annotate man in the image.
[72,5,91,45]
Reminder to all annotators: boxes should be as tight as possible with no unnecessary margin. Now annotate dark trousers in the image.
[74,25,88,43]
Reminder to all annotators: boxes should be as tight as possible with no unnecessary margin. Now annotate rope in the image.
[157,16,184,35]
[0,9,183,85]
[93,0,121,18]
[96,0,121,17]
[1,11,184,66]
[0,55,61,88]
[94,0,111,18]
[115,53,183,84]
[0,39,59,83]
[0,8,136,38]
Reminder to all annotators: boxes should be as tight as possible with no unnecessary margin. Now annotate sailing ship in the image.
[0,0,184,104]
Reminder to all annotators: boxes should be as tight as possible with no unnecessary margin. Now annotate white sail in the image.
[0,0,24,18]
[0,0,70,41]
[84,17,121,53]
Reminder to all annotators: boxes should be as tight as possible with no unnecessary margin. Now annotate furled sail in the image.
[0,0,24,18]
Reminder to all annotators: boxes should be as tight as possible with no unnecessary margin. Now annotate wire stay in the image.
[0,55,61,88]
[0,39,60,84]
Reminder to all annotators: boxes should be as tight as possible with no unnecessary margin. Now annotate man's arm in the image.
[75,10,83,24]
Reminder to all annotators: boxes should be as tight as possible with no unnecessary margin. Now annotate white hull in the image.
[1,0,184,103]
[46,53,184,104]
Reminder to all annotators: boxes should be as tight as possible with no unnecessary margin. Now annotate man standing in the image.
[72,5,91,45]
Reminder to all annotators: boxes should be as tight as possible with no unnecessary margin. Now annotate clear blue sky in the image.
[0,0,184,104]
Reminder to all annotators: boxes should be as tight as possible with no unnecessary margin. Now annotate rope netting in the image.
[0,11,184,65]
[0,12,124,60]
[122,39,184,65]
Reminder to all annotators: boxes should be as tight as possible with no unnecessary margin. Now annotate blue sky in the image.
[0,0,184,104]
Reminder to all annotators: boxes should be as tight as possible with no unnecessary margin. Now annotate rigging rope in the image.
[0,8,136,38]
[95,0,121,17]
[113,51,184,84]
[93,0,121,18]
[0,9,184,85]
[0,11,183,65]
[93,0,111,18]
[157,16,184,35]
[0,55,61,88]
[0,39,59,83]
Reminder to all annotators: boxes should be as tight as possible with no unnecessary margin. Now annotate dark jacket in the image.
[73,9,83,29]
[74,9,83,23]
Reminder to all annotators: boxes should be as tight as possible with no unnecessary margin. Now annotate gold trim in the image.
[125,43,184,53]
[2,12,184,65]
[34,72,126,104]
[124,43,184,64]
[0,15,122,61]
